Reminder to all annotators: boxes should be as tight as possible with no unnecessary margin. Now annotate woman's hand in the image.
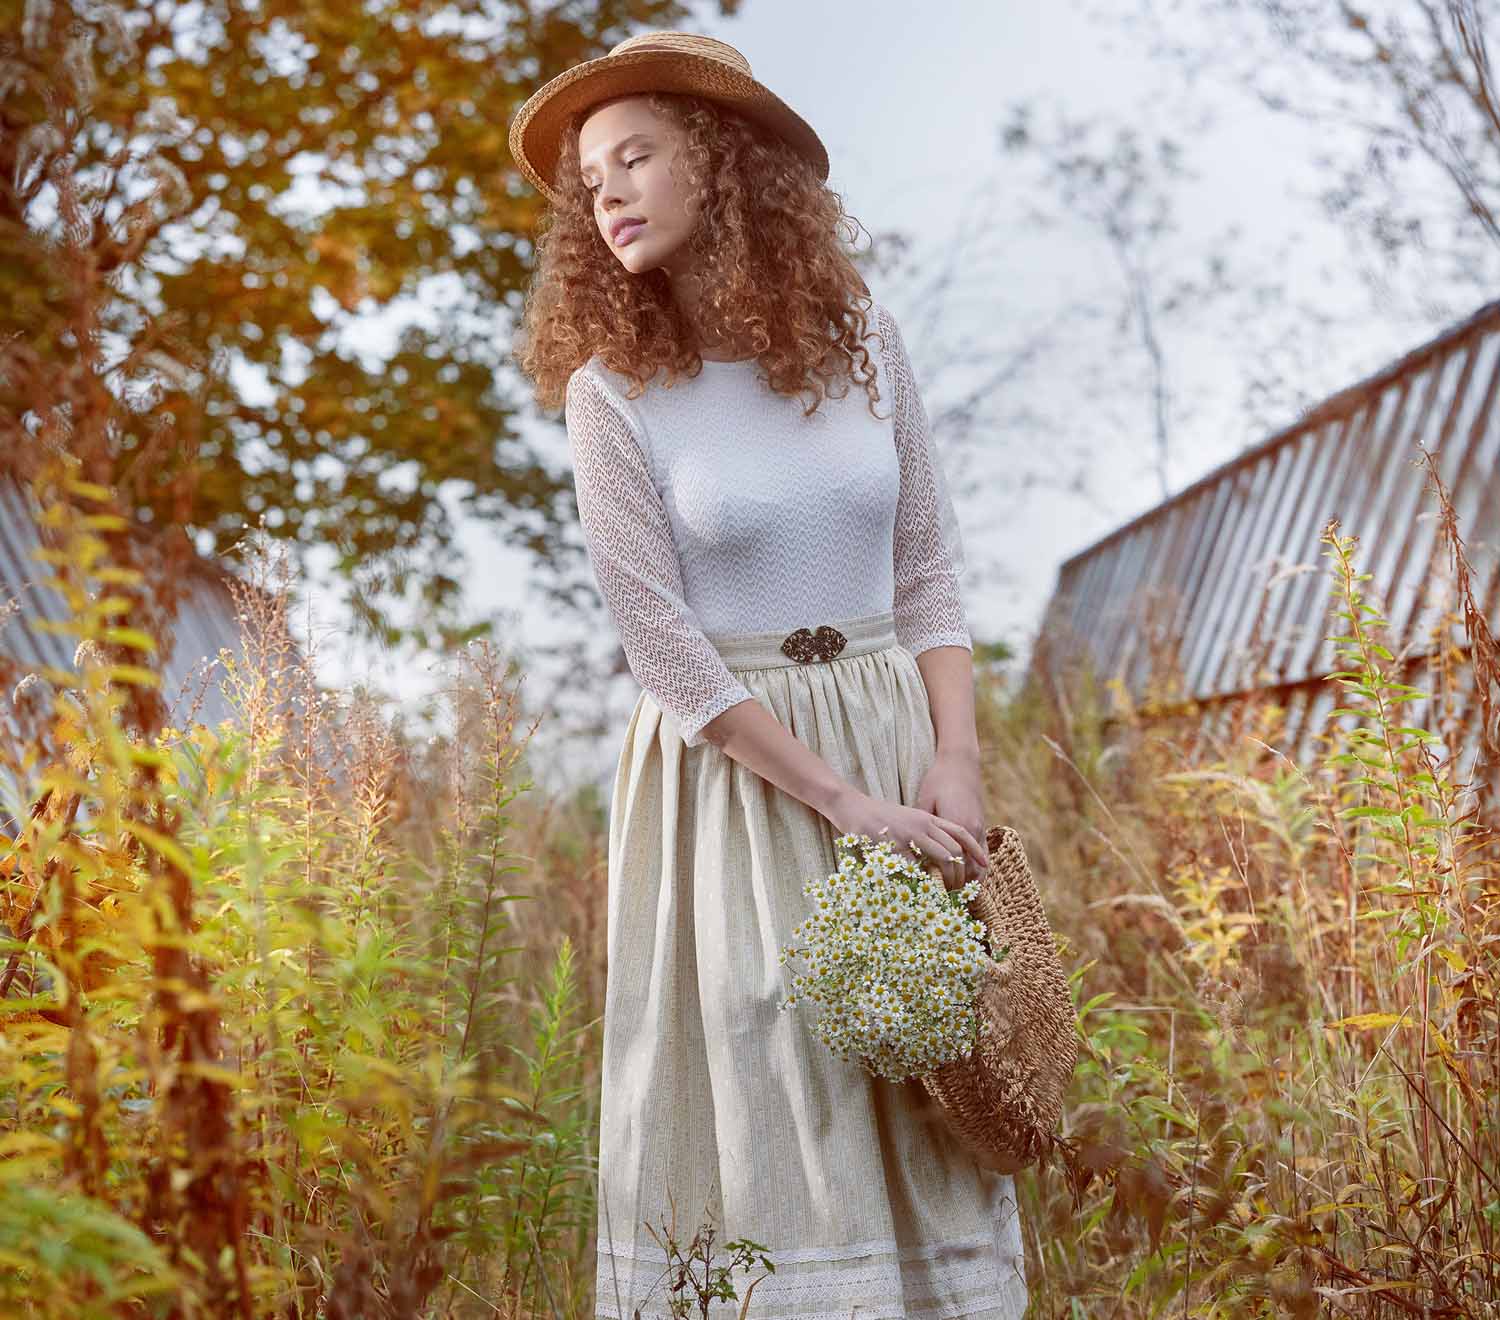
[912,749,989,889]
[826,762,988,890]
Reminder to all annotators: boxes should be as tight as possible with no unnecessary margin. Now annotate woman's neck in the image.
[666,267,757,362]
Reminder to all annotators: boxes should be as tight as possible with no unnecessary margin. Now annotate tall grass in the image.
[1003,451,1499,1315]
[0,456,601,1317]
[4,437,1496,1317]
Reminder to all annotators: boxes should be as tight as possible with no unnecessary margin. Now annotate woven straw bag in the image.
[912,824,1076,1174]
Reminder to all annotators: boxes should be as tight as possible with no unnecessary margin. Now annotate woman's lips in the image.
[614,220,647,246]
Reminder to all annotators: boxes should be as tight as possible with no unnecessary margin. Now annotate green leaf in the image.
[1139,1095,1198,1132]
[1341,806,1401,821]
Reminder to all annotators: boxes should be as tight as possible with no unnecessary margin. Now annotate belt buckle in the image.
[780,624,848,664]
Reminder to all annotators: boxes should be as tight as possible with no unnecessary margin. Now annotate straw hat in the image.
[507,31,830,207]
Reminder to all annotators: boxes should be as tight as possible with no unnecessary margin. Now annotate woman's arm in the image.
[876,302,971,663]
[875,301,988,882]
[914,645,981,765]
[700,698,857,818]
[566,366,761,747]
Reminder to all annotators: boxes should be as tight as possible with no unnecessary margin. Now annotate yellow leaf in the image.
[1326,1012,1409,1031]
[121,819,194,876]
[63,477,115,503]
[94,567,145,586]
[99,626,159,653]
[179,1061,248,1089]
[0,1132,63,1159]
[99,664,162,688]
[1427,1022,1456,1062]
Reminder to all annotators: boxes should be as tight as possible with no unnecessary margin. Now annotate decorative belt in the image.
[779,624,848,664]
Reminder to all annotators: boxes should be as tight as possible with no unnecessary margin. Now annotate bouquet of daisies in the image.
[777,831,998,1083]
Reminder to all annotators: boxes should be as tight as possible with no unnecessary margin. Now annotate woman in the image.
[509,30,1028,1319]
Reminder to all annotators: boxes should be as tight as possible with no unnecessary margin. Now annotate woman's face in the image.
[577,97,702,278]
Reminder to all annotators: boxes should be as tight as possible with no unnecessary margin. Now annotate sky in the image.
[289,0,1487,793]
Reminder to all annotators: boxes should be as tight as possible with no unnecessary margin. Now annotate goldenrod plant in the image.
[0,457,601,1316]
[1000,450,1499,1316]
[6,439,1497,1316]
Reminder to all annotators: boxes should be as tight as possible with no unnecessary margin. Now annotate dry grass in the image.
[3,442,1496,1317]
[993,450,1499,1316]
[0,458,604,1317]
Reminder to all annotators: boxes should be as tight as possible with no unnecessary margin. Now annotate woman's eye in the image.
[587,156,649,197]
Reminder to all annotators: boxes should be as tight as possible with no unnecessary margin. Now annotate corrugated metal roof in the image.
[1030,298,1500,780]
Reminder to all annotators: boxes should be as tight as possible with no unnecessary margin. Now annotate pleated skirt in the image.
[594,608,1028,1320]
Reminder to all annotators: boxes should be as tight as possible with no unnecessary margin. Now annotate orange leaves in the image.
[311,233,369,312]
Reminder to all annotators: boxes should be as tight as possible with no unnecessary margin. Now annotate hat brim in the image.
[508,47,829,204]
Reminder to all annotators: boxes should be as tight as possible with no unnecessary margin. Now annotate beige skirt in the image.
[594,608,1028,1320]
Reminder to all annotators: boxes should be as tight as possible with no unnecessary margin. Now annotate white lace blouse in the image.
[564,299,969,748]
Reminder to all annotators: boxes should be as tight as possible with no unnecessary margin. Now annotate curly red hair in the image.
[513,91,886,420]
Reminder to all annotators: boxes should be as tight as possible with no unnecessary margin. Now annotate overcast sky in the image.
[290,0,1487,793]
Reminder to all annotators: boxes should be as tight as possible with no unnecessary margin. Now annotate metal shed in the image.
[1029,298,1500,787]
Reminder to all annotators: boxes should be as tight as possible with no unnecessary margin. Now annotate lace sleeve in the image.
[874,302,972,656]
[565,365,758,748]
